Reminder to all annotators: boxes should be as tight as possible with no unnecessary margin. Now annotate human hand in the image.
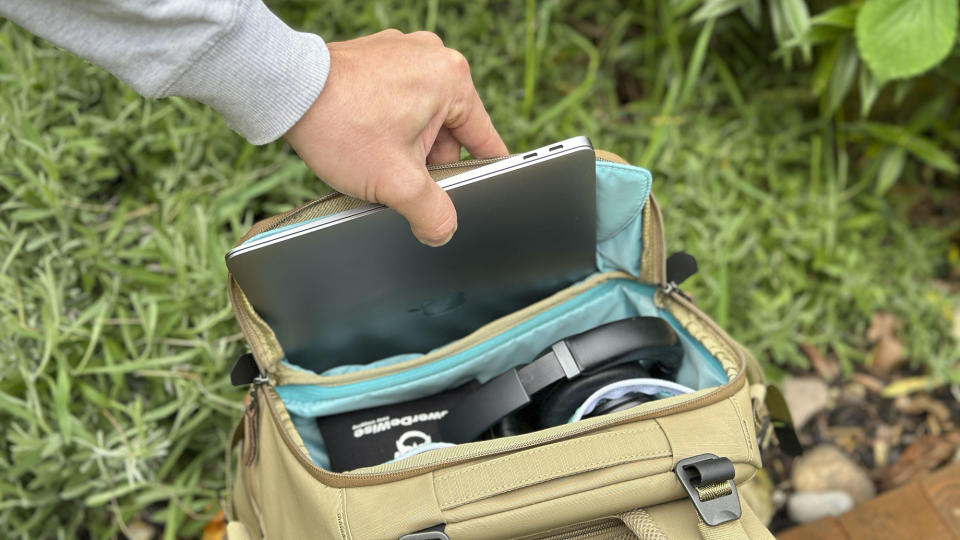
[283,29,508,246]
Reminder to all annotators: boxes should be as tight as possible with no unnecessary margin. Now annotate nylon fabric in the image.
[441,457,674,525]
[434,424,671,509]
[696,517,748,540]
[640,494,773,539]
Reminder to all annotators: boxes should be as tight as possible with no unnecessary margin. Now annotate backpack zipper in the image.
[425,155,514,171]
[530,519,624,539]
[243,372,269,467]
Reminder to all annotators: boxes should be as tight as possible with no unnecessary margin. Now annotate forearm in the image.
[2,0,330,144]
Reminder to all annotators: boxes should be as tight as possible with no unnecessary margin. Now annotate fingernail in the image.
[419,223,457,247]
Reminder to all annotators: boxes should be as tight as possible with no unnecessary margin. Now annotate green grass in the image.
[1,1,957,537]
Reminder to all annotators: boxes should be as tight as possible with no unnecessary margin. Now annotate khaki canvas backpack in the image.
[223,149,776,539]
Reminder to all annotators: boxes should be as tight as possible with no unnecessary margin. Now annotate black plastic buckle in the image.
[763,384,804,456]
[398,525,449,540]
[674,454,741,526]
[230,353,260,387]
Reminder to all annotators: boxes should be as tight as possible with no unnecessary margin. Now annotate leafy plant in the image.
[693,0,960,193]
[0,0,957,537]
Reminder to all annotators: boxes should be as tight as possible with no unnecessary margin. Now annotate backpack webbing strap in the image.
[695,515,749,540]
[619,508,667,539]
[620,497,773,539]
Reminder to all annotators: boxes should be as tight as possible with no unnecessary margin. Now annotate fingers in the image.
[407,30,443,47]
[426,127,462,164]
[447,86,508,159]
[443,53,508,159]
[376,164,458,247]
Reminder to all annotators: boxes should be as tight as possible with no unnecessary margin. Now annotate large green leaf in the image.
[855,0,959,81]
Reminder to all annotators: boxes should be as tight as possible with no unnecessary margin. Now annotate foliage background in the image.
[1,0,957,537]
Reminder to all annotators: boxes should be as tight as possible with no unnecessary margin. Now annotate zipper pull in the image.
[662,252,698,300]
[243,373,268,467]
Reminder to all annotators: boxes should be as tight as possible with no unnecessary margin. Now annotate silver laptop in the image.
[226,136,596,373]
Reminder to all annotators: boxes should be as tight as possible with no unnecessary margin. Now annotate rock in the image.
[791,444,877,504]
[126,520,156,540]
[782,376,829,429]
[787,490,855,524]
[865,311,905,377]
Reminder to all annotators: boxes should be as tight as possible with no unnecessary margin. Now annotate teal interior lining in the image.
[283,279,728,470]
[257,160,730,470]
[279,279,727,416]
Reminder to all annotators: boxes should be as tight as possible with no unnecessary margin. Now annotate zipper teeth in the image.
[649,194,667,285]
[229,280,271,375]
[425,154,513,171]
[668,290,746,374]
[535,520,622,540]
[266,155,514,233]
[269,191,352,231]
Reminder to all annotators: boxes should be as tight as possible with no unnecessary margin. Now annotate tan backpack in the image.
[223,150,775,539]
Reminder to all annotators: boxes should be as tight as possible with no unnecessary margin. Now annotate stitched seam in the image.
[337,488,349,540]
[429,469,444,518]
[155,0,245,96]
[437,427,665,508]
[729,396,753,463]
[439,447,670,509]
[653,418,676,467]
[595,162,652,242]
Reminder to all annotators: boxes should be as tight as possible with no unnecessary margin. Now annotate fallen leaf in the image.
[877,432,960,490]
[894,394,952,422]
[866,311,901,343]
[868,334,905,377]
[801,343,840,381]
[883,376,942,398]
[202,510,226,540]
[850,372,886,394]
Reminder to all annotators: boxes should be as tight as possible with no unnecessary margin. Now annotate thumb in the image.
[376,164,458,247]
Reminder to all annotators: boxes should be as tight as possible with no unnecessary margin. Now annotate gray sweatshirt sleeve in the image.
[2,0,330,144]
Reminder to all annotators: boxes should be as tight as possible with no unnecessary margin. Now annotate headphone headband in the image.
[439,317,682,444]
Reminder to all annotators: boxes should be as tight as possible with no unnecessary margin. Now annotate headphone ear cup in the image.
[489,411,525,439]
[536,363,651,429]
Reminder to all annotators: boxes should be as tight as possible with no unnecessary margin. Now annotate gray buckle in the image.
[674,454,741,526]
[398,525,449,540]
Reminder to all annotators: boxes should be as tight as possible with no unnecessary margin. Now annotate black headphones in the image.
[439,317,684,444]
